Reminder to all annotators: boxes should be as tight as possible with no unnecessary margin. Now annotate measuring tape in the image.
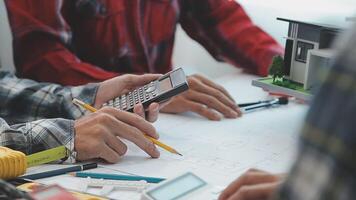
[0,146,68,180]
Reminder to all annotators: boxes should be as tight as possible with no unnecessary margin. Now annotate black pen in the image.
[241,97,289,112]
[20,163,97,180]
[238,97,287,108]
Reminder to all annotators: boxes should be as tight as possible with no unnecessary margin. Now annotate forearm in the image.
[181,0,284,76]
[0,72,98,124]
[16,36,119,85]
[0,118,75,162]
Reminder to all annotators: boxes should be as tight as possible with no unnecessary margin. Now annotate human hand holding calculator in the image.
[102,68,189,112]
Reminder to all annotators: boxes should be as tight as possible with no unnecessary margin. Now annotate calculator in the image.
[141,172,223,200]
[103,68,189,112]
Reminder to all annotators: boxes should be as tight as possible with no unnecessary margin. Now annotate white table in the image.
[33,71,308,200]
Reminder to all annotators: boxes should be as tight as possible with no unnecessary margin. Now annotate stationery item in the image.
[103,68,189,112]
[20,163,97,180]
[0,146,68,180]
[238,97,288,107]
[71,172,165,183]
[141,172,223,200]
[77,177,149,196]
[73,98,182,156]
[241,97,289,113]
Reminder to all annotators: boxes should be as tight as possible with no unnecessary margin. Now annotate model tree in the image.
[269,56,284,83]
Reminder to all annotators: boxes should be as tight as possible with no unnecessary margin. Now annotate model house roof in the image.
[277,18,341,31]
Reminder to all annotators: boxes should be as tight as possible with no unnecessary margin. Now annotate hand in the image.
[160,74,241,121]
[94,74,162,122]
[219,169,284,200]
[74,107,160,163]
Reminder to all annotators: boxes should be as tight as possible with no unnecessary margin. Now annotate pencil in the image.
[72,98,182,156]
[70,172,165,183]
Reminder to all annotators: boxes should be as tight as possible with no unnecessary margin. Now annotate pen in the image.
[241,97,289,113]
[70,172,165,183]
[238,97,288,108]
[72,98,182,156]
[20,163,97,180]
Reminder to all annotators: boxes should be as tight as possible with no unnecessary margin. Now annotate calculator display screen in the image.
[147,173,207,200]
[159,77,173,93]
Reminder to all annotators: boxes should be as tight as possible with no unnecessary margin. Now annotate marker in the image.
[20,163,97,180]
[72,98,182,156]
[70,172,165,184]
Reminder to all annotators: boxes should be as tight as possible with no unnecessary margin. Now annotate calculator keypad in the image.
[103,82,158,110]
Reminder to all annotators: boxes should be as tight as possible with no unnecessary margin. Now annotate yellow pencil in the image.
[72,98,182,156]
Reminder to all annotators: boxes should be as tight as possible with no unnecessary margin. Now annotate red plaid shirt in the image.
[5,0,283,86]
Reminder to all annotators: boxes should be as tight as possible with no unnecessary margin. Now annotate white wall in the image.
[173,0,356,78]
[0,0,14,71]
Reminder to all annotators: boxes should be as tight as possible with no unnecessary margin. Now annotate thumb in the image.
[129,74,162,87]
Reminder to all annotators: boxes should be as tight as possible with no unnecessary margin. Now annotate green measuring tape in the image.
[0,146,68,180]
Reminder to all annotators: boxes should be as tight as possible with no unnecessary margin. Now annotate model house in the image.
[279,18,341,90]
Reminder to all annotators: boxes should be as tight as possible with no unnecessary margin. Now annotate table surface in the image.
[30,71,309,200]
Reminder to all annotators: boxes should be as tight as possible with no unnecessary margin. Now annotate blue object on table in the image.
[73,172,166,183]
[20,163,97,180]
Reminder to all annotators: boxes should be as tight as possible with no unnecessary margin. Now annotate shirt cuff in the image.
[64,120,77,163]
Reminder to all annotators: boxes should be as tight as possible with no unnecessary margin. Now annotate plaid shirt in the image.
[274,25,356,199]
[5,0,283,86]
[0,71,98,161]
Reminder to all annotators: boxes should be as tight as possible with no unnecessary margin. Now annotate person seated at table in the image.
[218,24,356,200]
[0,72,164,163]
[5,0,284,121]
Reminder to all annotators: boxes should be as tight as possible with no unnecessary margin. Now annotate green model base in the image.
[252,77,312,101]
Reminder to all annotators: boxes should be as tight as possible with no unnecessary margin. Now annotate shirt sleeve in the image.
[180,0,284,76]
[0,72,98,125]
[0,118,77,163]
[273,25,356,200]
[5,0,118,85]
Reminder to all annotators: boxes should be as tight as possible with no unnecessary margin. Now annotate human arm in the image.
[0,108,160,163]
[179,0,284,76]
[0,73,164,162]
[5,0,118,85]
[0,71,161,124]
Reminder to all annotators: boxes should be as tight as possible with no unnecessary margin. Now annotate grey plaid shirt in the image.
[0,72,98,162]
[274,24,356,199]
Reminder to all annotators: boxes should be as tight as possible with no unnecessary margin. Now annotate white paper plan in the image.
[100,103,307,186]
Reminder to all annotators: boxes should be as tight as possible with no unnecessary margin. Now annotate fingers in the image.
[188,91,239,119]
[104,132,128,156]
[219,169,281,200]
[226,182,281,200]
[185,100,222,121]
[133,104,145,119]
[192,80,242,116]
[99,144,121,163]
[97,108,160,158]
[146,103,160,123]
[193,74,236,102]
[112,120,160,158]
[101,107,158,139]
